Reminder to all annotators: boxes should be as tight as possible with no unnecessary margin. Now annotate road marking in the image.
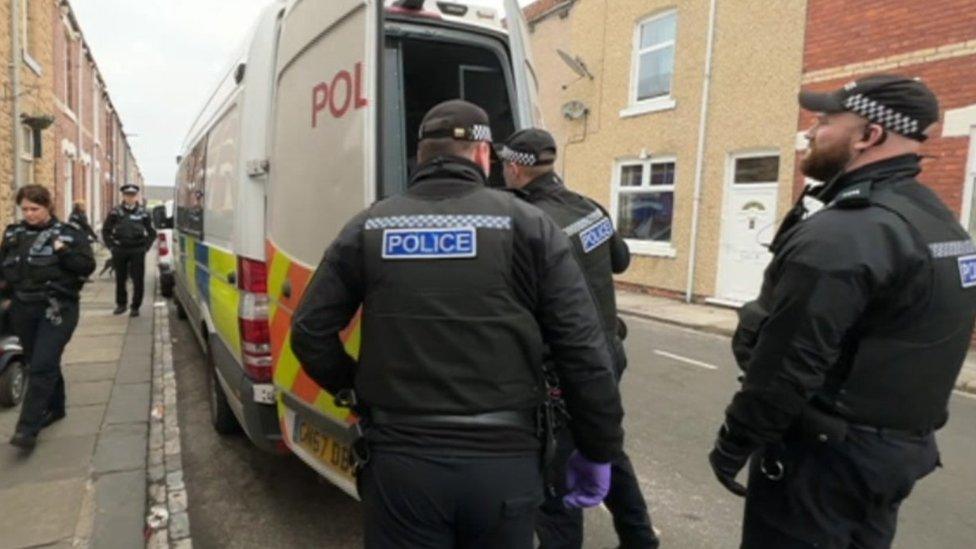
[653,349,718,371]
[953,389,976,400]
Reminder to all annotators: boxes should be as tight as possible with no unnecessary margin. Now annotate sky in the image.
[71,0,534,188]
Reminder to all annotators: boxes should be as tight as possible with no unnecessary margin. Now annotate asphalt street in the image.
[169,303,976,548]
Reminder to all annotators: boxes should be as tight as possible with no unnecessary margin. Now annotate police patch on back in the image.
[579,217,614,254]
[382,227,477,260]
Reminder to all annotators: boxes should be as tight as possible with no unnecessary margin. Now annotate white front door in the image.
[716,153,780,303]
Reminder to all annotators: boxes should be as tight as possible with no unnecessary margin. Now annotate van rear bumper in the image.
[210,333,285,454]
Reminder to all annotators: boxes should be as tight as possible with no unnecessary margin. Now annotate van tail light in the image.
[237,257,272,382]
[157,234,169,257]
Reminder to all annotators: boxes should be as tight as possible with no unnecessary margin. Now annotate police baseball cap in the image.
[496,128,557,166]
[418,100,493,143]
[120,183,140,194]
[798,74,940,141]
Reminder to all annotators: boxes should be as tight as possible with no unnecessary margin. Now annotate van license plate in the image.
[252,384,275,404]
[293,417,357,478]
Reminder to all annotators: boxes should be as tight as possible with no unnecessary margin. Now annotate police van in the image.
[173,0,541,495]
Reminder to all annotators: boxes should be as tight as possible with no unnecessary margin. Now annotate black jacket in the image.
[0,217,96,301]
[68,210,98,242]
[291,156,624,462]
[102,204,156,253]
[519,172,630,374]
[727,154,976,446]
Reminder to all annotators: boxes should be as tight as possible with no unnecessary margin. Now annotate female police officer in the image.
[6,184,95,450]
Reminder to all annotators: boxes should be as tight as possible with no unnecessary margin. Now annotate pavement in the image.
[0,249,154,549]
[615,287,976,393]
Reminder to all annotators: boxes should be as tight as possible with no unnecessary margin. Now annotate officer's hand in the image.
[708,424,752,498]
[562,451,611,509]
[53,238,65,251]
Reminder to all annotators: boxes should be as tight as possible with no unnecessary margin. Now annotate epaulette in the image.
[831,181,872,209]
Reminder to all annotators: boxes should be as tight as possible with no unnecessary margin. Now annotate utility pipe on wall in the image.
[684,0,719,303]
[11,0,23,201]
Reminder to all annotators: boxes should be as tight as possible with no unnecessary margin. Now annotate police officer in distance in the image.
[102,184,155,317]
[497,129,659,549]
[709,75,976,548]
[291,100,625,548]
[5,185,95,450]
[68,200,98,244]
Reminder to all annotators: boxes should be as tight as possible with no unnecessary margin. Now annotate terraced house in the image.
[1,0,142,227]
[525,0,807,304]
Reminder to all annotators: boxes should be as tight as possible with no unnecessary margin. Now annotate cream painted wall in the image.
[528,0,807,297]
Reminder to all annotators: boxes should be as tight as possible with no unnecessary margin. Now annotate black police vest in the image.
[356,183,545,414]
[1,221,83,298]
[523,178,622,366]
[826,181,976,431]
[111,206,150,249]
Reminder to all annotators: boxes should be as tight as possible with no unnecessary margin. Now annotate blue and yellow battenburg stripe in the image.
[177,233,242,357]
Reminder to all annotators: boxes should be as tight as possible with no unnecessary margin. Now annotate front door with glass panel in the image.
[716,153,780,303]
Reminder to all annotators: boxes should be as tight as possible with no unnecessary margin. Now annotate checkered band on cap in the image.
[364,214,512,230]
[497,146,538,166]
[844,94,921,136]
[471,124,493,142]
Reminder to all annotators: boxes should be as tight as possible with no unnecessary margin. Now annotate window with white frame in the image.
[64,33,75,111]
[614,158,676,253]
[20,125,34,184]
[628,10,677,110]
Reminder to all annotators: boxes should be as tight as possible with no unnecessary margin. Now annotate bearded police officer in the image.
[5,185,95,449]
[102,184,155,317]
[498,129,658,549]
[709,75,976,548]
[291,100,624,549]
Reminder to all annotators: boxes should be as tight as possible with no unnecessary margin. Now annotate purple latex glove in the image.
[562,450,612,509]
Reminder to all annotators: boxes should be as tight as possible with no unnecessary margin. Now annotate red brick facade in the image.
[796,1,976,219]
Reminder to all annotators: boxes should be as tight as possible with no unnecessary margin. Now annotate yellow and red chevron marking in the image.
[265,239,362,424]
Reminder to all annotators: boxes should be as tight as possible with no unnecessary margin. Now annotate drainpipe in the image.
[684,0,718,303]
[10,0,23,203]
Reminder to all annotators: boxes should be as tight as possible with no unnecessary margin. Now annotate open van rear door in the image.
[503,0,543,128]
[266,0,380,497]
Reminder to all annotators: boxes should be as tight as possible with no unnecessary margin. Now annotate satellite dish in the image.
[557,49,594,80]
[561,100,589,120]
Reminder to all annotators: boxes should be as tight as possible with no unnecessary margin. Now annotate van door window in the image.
[380,34,517,198]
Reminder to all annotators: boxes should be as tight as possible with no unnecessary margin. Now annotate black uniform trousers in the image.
[741,429,940,549]
[13,298,80,436]
[113,250,146,309]
[360,450,543,549]
[536,428,659,549]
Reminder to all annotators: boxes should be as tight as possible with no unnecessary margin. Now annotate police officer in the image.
[5,185,95,449]
[291,100,625,549]
[102,184,155,317]
[497,129,658,549]
[708,75,976,548]
[68,200,98,244]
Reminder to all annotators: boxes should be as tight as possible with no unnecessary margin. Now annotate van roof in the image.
[282,0,505,33]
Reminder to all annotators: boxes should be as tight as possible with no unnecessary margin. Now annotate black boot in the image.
[10,431,37,450]
[113,305,127,315]
[130,308,140,317]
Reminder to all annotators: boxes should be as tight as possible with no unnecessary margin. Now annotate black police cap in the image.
[418,100,493,143]
[120,184,140,194]
[798,74,940,141]
[496,128,557,166]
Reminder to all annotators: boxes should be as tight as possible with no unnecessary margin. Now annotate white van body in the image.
[173,0,541,496]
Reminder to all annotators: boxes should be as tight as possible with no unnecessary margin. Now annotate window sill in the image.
[625,239,677,258]
[619,98,676,119]
[23,52,42,76]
